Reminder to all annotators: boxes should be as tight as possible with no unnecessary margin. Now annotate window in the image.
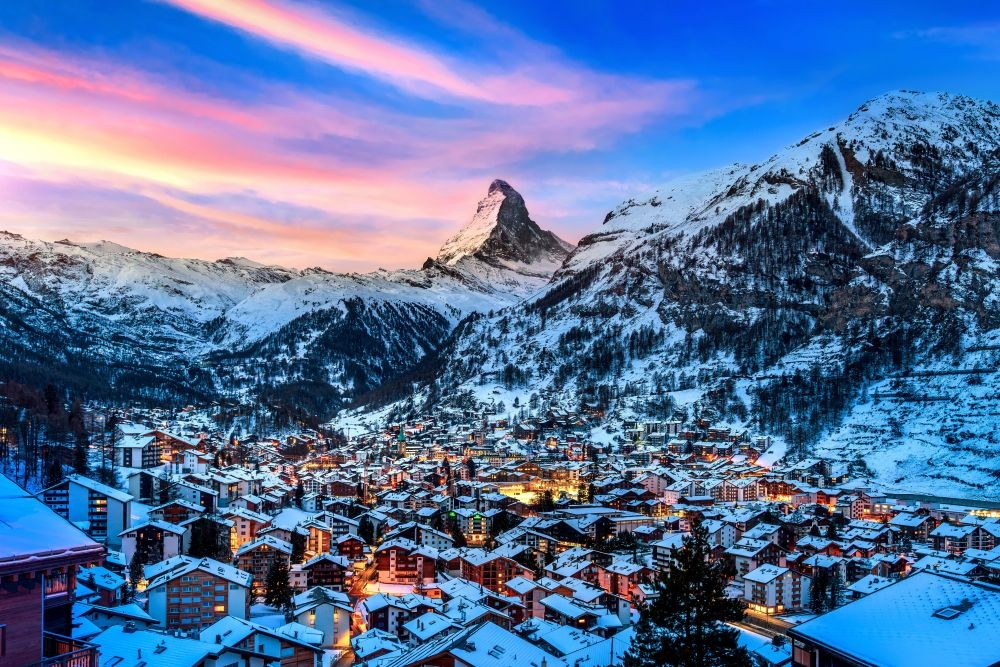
[45,572,69,596]
[792,643,813,667]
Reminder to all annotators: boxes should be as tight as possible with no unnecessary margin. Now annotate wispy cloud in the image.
[894,22,1000,60]
[0,1,700,269]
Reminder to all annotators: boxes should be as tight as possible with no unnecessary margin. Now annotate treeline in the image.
[0,381,114,490]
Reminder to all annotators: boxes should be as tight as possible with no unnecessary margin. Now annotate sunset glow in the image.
[0,1,994,269]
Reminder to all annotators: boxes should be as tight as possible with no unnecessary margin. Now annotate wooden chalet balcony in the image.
[29,633,98,667]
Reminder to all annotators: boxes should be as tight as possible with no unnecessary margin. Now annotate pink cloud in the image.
[0,14,699,270]
[160,0,580,105]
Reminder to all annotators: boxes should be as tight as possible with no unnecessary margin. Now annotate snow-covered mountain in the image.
[437,179,574,272]
[412,91,1000,498]
[0,180,572,413]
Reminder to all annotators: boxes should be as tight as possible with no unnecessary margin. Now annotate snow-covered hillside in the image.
[409,91,1000,498]
[0,180,571,413]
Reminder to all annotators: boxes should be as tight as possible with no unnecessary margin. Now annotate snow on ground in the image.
[363,581,415,597]
[249,603,286,629]
[756,439,788,468]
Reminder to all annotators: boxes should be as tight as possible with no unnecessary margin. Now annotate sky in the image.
[0,1,997,271]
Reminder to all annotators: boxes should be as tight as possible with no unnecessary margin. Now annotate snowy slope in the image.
[438,180,573,275]
[0,181,571,412]
[407,91,1000,498]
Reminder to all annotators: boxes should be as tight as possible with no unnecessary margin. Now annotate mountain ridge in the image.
[0,183,572,414]
[388,90,1000,498]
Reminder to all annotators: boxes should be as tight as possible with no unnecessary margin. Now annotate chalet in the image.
[336,533,368,560]
[200,615,323,667]
[292,587,353,649]
[235,535,293,595]
[375,539,438,585]
[930,522,996,555]
[504,576,551,618]
[79,602,157,633]
[223,506,272,551]
[652,533,688,572]
[77,566,127,607]
[402,611,460,644]
[889,510,935,541]
[148,498,206,525]
[744,564,810,615]
[445,549,534,593]
[119,519,185,565]
[115,433,160,468]
[301,553,353,590]
[144,554,252,630]
[301,518,333,557]
[726,538,787,582]
[596,554,653,601]
[324,513,361,539]
[40,474,133,548]
[788,572,1000,667]
[351,628,405,663]
[835,491,872,520]
[0,473,104,666]
[385,521,455,551]
[361,593,438,637]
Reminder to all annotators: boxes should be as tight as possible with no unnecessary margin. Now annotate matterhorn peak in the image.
[487,178,517,197]
[436,179,574,269]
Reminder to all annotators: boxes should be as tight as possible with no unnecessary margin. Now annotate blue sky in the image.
[0,1,996,269]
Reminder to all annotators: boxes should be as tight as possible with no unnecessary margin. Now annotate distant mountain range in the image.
[0,179,572,415]
[3,90,1000,497]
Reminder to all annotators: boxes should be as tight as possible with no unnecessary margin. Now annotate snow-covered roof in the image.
[90,625,229,667]
[0,473,103,570]
[790,571,1000,667]
[403,611,458,641]
[744,564,789,584]
[536,624,602,656]
[449,621,565,667]
[64,474,134,503]
[145,554,252,590]
[847,574,896,596]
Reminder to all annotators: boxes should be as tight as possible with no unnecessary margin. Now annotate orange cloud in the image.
[0,14,698,270]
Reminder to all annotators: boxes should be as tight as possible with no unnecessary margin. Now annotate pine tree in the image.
[263,558,293,612]
[450,522,468,548]
[537,490,556,512]
[290,531,306,564]
[828,567,846,609]
[623,613,664,667]
[187,517,231,561]
[624,524,753,667]
[358,515,375,545]
[73,431,89,475]
[809,568,829,613]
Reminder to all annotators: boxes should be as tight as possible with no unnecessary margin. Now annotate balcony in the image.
[28,633,98,667]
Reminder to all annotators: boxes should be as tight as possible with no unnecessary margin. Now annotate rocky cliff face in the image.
[437,180,574,274]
